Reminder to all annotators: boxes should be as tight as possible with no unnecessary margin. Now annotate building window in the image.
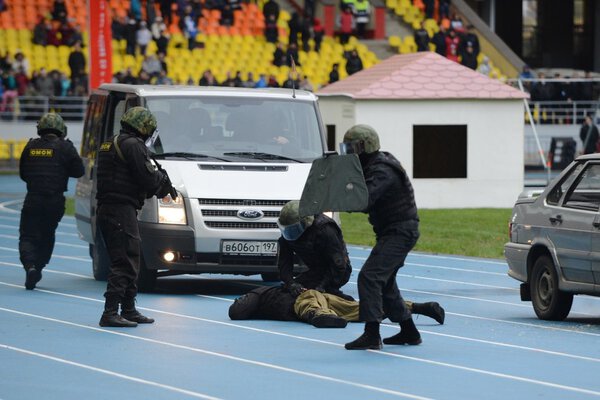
[413,125,467,178]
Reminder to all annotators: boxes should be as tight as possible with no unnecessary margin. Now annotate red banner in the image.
[88,0,112,91]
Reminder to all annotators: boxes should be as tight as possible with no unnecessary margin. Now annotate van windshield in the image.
[145,96,324,162]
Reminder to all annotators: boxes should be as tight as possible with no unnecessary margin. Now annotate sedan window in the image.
[562,164,600,211]
[547,163,584,205]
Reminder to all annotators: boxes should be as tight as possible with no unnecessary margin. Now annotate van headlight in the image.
[158,193,187,225]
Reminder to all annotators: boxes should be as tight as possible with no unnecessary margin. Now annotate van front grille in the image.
[198,199,289,206]
[205,221,278,229]
[202,210,279,218]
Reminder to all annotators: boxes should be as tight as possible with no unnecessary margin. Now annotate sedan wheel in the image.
[530,255,573,320]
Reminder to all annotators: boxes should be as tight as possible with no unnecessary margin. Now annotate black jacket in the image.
[580,123,600,155]
[278,214,351,291]
[19,134,84,194]
[362,151,418,236]
[96,131,166,209]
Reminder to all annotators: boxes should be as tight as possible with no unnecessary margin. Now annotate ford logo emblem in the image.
[237,209,264,220]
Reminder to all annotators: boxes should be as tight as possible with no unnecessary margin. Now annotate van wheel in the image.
[530,255,573,321]
[261,272,280,282]
[91,240,110,281]
[138,257,157,292]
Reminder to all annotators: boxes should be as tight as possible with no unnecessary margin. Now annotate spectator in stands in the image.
[414,21,430,52]
[156,30,170,55]
[267,74,280,88]
[345,49,363,76]
[159,0,174,25]
[33,17,48,45]
[300,16,312,52]
[263,0,280,21]
[137,70,152,84]
[423,0,434,19]
[66,24,84,47]
[221,71,236,87]
[304,0,316,19]
[136,21,152,55]
[130,0,142,20]
[288,12,302,45]
[340,0,355,12]
[282,72,299,89]
[338,7,354,45]
[0,70,18,113]
[220,4,234,26]
[141,54,162,78]
[477,56,491,76]
[519,64,535,80]
[450,13,464,33]
[35,68,55,98]
[157,52,168,74]
[580,71,595,101]
[121,67,137,84]
[530,73,552,124]
[265,14,279,43]
[156,70,173,85]
[151,16,167,41]
[68,41,86,82]
[199,69,219,86]
[183,15,198,49]
[233,71,243,87]
[286,42,301,67]
[124,18,138,56]
[59,21,74,46]
[313,17,324,52]
[439,0,450,19]
[255,73,268,88]
[47,21,62,46]
[52,0,68,23]
[0,52,11,73]
[58,72,70,97]
[146,0,157,24]
[15,67,29,96]
[460,25,480,58]
[329,63,340,84]
[431,25,447,56]
[444,29,460,62]
[244,72,256,88]
[353,0,370,39]
[299,75,313,91]
[460,44,477,70]
[12,51,29,76]
[112,16,127,41]
[272,43,286,67]
[579,114,599,155]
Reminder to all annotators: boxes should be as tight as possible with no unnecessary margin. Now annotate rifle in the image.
[151,156,178,200]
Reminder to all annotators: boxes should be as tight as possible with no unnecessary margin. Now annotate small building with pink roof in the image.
[317,52,529,208]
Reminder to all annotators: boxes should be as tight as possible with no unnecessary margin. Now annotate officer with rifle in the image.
[96,106,176,327]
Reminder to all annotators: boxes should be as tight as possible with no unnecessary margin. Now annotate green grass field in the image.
[65,197,510,259]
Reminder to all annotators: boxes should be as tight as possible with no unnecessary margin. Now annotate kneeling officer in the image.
[96,106,175,327]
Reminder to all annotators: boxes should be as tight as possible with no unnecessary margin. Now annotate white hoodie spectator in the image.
[136,21,152,55]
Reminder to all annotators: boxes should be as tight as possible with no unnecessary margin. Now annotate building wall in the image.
[317,97,356,145]
[318,97,524,208]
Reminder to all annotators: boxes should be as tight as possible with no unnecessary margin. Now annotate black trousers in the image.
[358,225,419,323]
[19,193,65,269]
[97,204,141,302]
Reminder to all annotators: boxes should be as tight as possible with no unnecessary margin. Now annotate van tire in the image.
[138,257,157,292]
[261,272,280,282]
[91,240,110,281]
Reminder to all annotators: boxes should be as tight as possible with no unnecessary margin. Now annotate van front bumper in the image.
[139,222,279,274]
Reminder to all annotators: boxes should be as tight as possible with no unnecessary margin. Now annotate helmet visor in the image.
[277,220,306,241]
[339,140,365,155]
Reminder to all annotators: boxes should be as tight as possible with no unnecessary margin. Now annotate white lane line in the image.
[2,301,600,398]
[0,234,88,249]
[405,263,507,276]
[0,214,78,229]
[0,343,222,400]
[0,306,433,400]
[396,273,518,291]
[347,246,507,266]
[2,279,600,383]
[0,246,90,262]
[0,199,22,215]
[0,224,79,237]
[0,261,91,279]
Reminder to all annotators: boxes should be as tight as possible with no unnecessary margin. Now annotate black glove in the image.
[156,172,177,199]
[287,282,306,297]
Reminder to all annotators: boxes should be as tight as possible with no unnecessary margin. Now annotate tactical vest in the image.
[96,133,147,208]
[20,135,69,194]
[364,152,418,234]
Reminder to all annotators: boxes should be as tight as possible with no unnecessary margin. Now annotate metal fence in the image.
[0,96,87,121]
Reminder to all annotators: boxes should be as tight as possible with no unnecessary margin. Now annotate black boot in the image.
[311,313,348,328]
[24,265,42,290]
[412,302,445,325]
[121,298,155,324]
[345,322,382,350]
[383,318,422,345]
[99,297,138,327]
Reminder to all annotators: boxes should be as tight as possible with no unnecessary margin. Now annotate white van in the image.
[75,84,328,290]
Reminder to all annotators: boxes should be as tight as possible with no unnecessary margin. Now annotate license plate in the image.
[221,240,278,256]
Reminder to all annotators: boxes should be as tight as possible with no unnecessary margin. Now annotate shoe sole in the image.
[345,343,383,350]
[311,315,347,328]
[25,269,41,290]
[382,338,423,345]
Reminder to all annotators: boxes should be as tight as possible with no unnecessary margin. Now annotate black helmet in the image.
[277,200,314,241]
